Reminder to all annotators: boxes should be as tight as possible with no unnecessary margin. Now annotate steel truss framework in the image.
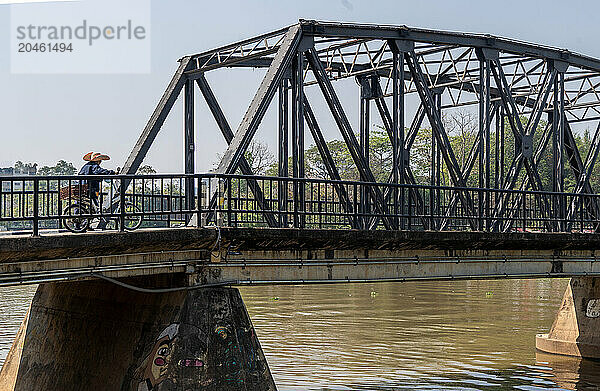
[122,20,600,232]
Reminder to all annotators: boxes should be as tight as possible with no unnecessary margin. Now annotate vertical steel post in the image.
[119,177,125,232]
[291,58,299,228]
[291,52,305,227]
[392,52,400,229]
[550,107,557,230]
[558,70,566,230]
[395,54,406,229]
[494,103,500,190]
[551,62,567,230]
[483,58,491,229]
[500,105,505,190]
[430,93,437,185]
[184,78,195,216]
[478,59,485,193]
[227,177,232,227]
[278,77,289,226]
[430,91,442,229]
[398,56,406,229]
[32,178,39,236]
[359,77,371,229]
[390,40,412,230]
[196,176,201,228]
[436,93,442,225]
[477,49,493,230]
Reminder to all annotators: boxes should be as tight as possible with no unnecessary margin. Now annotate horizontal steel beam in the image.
[187,21,600,73]
[298,20,600,73]
[199,253,600,285]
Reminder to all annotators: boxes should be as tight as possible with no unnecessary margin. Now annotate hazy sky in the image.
[0,0,597,172]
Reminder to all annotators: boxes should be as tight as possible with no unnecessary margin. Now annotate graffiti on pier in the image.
[126,288,276,390]
[134,323,179,391]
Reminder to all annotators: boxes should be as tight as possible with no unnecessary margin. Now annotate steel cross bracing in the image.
[120,20,600,232]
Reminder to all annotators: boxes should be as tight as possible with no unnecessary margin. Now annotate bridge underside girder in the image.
[2,228,600,287]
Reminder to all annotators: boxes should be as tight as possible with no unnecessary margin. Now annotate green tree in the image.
[38,160,76,176]
[14,161,37,175]
[305,139,357,180]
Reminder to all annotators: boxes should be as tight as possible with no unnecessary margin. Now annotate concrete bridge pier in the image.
[537,277,600,358]
[0,276,276,391]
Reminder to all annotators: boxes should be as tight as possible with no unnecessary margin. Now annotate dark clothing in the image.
[78,162,115,199]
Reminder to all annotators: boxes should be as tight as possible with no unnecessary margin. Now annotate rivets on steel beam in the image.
[484,34,496,47]
[298,36,314,52]
[521,134,533,159]
[475,47,499,61]
[397,27,410,38]
[357,76,374,99]
[389,39,414,53]
[550,59,569,73]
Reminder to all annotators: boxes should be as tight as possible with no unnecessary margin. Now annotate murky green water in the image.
[2,279,600,390]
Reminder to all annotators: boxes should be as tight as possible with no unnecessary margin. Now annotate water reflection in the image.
[1,280,600,390]
[240,279,600,391]
[0,284,36,364]
[535,352,600,390]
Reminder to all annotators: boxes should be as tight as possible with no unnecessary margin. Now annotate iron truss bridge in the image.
[3,21,600,285]
[115,20,600,234]
[2,173,600,286]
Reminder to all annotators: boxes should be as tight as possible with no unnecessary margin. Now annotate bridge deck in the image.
[1,228,600,286]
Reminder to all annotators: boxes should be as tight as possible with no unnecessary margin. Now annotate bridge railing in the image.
[0,173,598,235]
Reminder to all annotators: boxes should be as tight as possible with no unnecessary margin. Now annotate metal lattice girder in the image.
[305,47,396,230]
[563,120,600,225]
[571,120,600,196]
[370,79,428,228]
[500,122,553,232]
[299,20,600,71]
[303,96,358,229]
[182,21,600,126]
[404,50,477,225]
[120,21,600,234]
[489,58,555,228]
[567,121,600,225]
[196,75,279,228]
[216,25,303,175]
[404,104,426,151]
[186,27,290,74]
[564,121,597,195]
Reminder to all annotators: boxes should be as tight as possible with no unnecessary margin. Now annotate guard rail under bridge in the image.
[5,19,600,288]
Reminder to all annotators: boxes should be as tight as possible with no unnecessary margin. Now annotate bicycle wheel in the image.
[62,204,90,233]
[122,202,142,231]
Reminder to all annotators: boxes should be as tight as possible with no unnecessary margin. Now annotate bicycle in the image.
[61,181,142,233]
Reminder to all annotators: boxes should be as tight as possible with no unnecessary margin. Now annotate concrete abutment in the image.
[537,277,600,358]
[0,277,276,391]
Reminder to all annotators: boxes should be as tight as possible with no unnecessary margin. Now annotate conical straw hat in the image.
[90,153,110,162]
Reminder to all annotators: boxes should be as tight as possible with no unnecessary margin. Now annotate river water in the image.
[2,279,600,390]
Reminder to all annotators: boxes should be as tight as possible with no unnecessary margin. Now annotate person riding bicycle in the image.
[78,152,116,203]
